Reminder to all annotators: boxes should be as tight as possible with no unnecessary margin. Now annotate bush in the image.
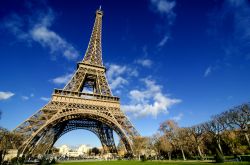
[123,153,133,159]
[240,155,250,162]
[39,157,49,165]
[10,156,25,165]
[215,148,224,163]
[50,158,56,164]
[18,156,25,165]
[147,155,153,160]
[140,154,147,162]
[11,157,18,165]
[2,161,8,165]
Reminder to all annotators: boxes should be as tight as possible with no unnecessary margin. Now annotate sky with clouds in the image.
[0,0,250,148]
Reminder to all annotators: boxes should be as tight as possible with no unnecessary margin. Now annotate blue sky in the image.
[0,0,250,148]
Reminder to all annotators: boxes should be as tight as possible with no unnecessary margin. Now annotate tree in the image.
[159,136,173,160]
[215,148,224,163]
[50,147,59,154]
[0,128,22,164]
[159,120,186,160]
[203,118,225,153]
[0,127,8,164]
[132,136,148,160]
[91,147,100,155]
[155,102,250,160]
[117,140,126,157]
[148,134,161,159]
[221,130,239,154]
[229,104,250,147]
[187,125,205,159]
[175,128,188,160]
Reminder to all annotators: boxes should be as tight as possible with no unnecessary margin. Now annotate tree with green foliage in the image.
[91,147,100,155]
[0,128,23,164]
[215,148,224,163]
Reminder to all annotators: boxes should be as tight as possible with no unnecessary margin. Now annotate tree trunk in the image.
[168,152,171,160]
[244,133,250,147]
[231,145,235,154]
[2,150,6,164]
[181,147,186,160]
[0,150,3,165]
[217,139,223,154]
[197,145,203,159]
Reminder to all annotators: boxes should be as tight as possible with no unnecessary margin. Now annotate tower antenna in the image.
[99,5,102,10]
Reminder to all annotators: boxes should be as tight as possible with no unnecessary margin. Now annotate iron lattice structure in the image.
[13,9,139,155]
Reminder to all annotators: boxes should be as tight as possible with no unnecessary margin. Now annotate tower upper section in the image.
[82,9,104,67]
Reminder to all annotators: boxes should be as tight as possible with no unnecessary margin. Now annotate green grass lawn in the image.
[57,160,249,165]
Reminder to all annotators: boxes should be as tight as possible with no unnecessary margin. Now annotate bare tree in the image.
[175,127,187,160]
[117,140,126,156]
[202,119,224,154]
[0,128,23,164]
[188,125,205,159]
[229,104,250,147]
[148,134,161,159]
[159,136,173,160]
[132,136,148,160]
[155,102,249,160]
[0,127,8,164]
[221,130,239,154]
[159,120,186,160]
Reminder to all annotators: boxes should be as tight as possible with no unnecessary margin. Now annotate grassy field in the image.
[57,160,249,165]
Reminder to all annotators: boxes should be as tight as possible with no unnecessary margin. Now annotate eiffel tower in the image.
[14,8,139,156]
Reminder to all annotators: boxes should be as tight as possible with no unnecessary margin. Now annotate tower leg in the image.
[97,123,117,153]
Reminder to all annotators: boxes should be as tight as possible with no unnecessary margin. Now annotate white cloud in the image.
[107,64,127,79]
[3,14,29,40]
[20,93,34,101]
[171,113,183,121]
[107,64,128,90]
[114,90,121,95]
[204,66,212,77]
[109,77,128,90]
[151,0,176,16]
[106,64,138,90]
[150,0,176,47]
[129,68,139,77]
[52,73,73,85]
[130,90,146,102]
[157,35,169,47]
[21,96,29,100]
[122,78,181,118]
[40,97,50,101]
[31,25,78,60]
[136,59,153,68]
[227,0,246,7]
[208,0,250,64]
[0,91,15,100]
[3,8,79,60]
